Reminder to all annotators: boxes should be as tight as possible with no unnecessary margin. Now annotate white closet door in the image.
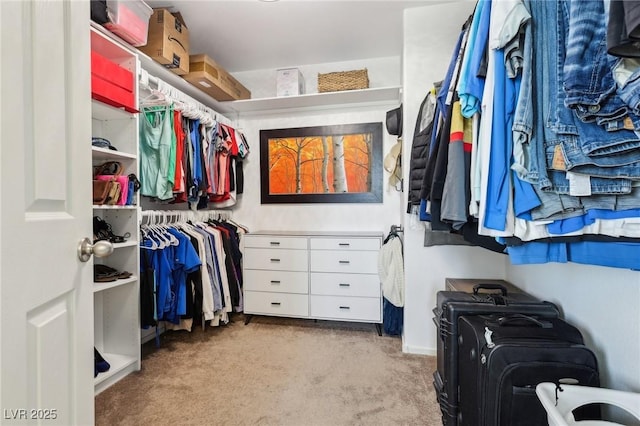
[0,1,94,425]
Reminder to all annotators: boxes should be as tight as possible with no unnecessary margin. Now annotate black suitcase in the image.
[432,283,560,426]
[457,314,600,426]
[445,277,527,294]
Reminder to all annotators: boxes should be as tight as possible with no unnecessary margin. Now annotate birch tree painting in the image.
[261,123,382,203]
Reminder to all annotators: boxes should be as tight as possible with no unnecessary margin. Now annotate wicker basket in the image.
[317,68,369,93]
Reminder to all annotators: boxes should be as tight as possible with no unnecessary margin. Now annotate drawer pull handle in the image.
[339,260,350,264]
[339,283,351,287]
[339,306,350,310]
[270,280,281,284]
[271,302,281,306]
[269,242,281,246]
[338,243,350,247]
[270,258,281,262]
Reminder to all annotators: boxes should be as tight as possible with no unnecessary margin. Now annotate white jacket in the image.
[377,236,404,307]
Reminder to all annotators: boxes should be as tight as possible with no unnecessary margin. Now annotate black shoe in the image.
[94,347,110,377]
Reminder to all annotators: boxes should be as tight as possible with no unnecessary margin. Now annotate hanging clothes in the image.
[378,228,404,336]
[139,213,247,335]
[138,80,250,208]
[412,0,640,270]
[140,105,175,201]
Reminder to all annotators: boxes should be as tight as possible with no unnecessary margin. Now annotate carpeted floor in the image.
[95,315,441,426]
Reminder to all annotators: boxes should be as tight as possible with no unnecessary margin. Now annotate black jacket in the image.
[406,90,437,213]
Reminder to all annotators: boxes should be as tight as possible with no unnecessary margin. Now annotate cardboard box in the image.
[183,54,251,101]
[276,68,305,97]
[139,9,189,75]
[91,50,136,112]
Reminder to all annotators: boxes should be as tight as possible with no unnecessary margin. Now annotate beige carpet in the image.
[95,315,441,426]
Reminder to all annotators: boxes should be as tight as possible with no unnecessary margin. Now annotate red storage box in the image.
[91,76,137,113]
[91,51,134,92]
[91,51,137,112]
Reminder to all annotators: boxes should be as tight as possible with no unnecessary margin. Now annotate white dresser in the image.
[242,231,383,334]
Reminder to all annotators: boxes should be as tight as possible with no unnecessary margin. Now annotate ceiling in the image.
[143,0,436,73]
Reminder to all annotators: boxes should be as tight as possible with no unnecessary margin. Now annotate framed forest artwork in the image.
[260,122,383,204]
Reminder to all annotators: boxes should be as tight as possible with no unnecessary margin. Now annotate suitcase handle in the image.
[473,283,508,296]
[498,314,552,328]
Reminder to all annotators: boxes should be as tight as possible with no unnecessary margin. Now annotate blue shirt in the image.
[484,50,539,231]
[547,208,640,234]
[506,241,640,270]
[167,229,201,322]
[459,0,492,118]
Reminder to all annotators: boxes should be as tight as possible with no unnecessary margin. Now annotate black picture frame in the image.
[260,122,383,204]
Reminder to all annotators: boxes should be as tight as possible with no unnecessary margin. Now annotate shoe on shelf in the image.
[94,347,110,377]
[94,264,132,282]
[93,216,131,244]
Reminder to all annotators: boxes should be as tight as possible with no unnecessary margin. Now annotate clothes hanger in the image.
[159,214,180,246]
[140,222,159,250]
[146,213,169,249]
[140,89,170,108]
[155,214,178,247]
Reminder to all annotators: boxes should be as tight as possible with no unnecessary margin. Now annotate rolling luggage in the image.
[457,313,600,426]
[432,281,560,425]
[445,277,528,294]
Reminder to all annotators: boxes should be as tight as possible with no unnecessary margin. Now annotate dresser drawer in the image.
[244,270,308,294]
[243,248,309,271]
[310,250,377,274]
[310,272,380,298]
[310,237,380,251]
[310,295,381,322]
[244,235,307,250]
[244,291,309,317]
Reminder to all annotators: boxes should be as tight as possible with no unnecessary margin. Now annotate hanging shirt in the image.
[189,119,203,202]
[140,105,175,200]
[167,228,201,321]
[173,110,186,194]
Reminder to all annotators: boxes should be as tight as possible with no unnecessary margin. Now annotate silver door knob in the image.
[77,237,114,262]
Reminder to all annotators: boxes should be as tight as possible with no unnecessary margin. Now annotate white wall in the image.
[233,105,403,233]
[505,264,640,391]
[232,56,403,237]
[401,2,505,355]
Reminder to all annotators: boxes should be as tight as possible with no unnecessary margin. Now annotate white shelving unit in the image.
[221,86,401,116]
[90,27,141,395]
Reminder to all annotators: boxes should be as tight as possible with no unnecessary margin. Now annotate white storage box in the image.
[104,0,153,46]
[536,382,640,426]
[276,68,305,97]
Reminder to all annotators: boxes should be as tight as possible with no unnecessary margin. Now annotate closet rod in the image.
[141,209,233,224]
[139,68,233,127]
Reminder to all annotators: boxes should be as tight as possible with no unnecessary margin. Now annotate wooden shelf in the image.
[92,204,138,210]
[92,147,136,161]
[94,352,138,393]
[93,276,138,293]
[222,86,401,115]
